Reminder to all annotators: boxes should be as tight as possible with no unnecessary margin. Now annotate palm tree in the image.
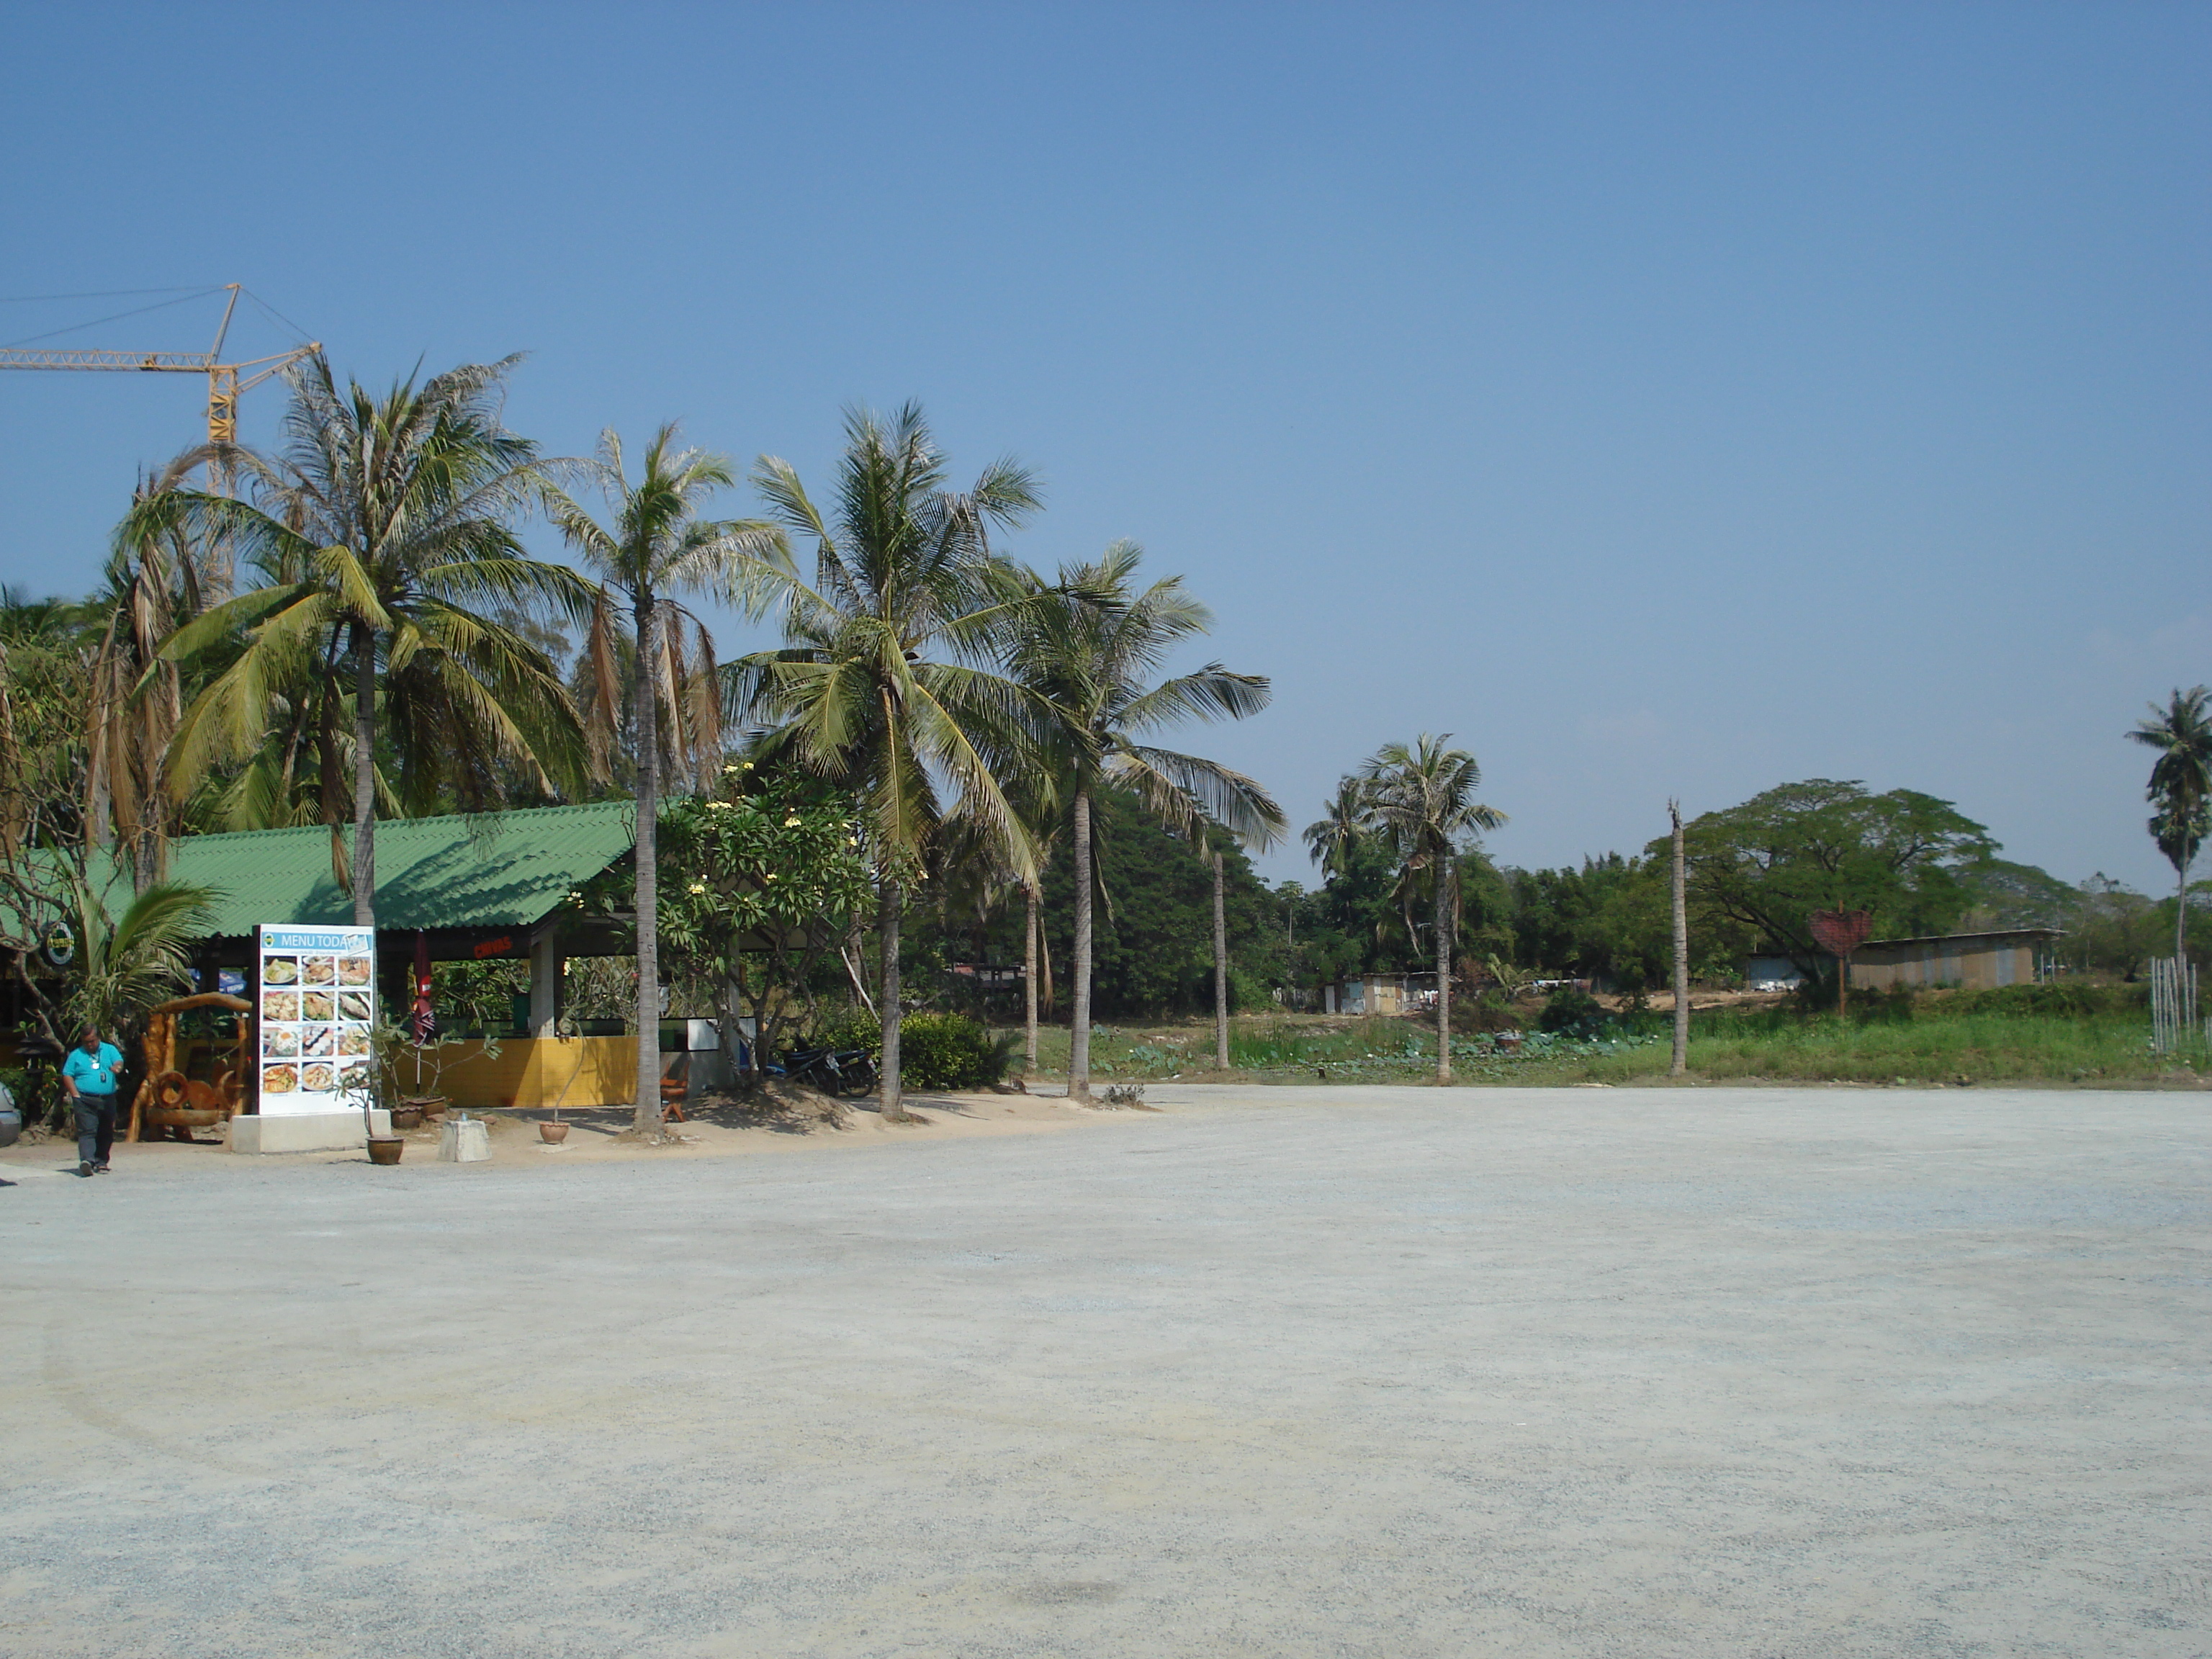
[0,588,97,856]
[544,424,783,1136]
[83,459,220,887]
[59,875,217,1051]
[1305,776,1372,888]
[1200,820,1239,1070]
[727,403,1042,1122]
[1357,735,1505,1084]
[1004,769,1064,1075]
[143,355,588,925]
[2130,686,2212,965]
[1005,541,1283,1101]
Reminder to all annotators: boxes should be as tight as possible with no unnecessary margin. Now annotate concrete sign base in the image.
[228,1110,392,1154]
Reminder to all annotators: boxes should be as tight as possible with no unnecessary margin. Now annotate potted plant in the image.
[346,1058,405,1166]
[372,1015,498,1128]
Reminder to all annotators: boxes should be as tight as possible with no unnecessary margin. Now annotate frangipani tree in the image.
[655,778,875,1089]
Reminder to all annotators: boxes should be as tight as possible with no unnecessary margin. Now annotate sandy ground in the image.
[1,1083,2206,1657]
[0,1084,1112,1178]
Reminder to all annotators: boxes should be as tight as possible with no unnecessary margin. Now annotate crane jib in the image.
[0,349,217,369]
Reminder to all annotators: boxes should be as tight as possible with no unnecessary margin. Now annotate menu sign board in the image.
[256,925,376,1116]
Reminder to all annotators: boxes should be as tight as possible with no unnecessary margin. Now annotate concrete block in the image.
[439,1118,490,1163]
[228,1110,390,1154]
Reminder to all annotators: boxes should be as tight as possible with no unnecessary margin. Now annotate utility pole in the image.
[1670,800,1689,1077]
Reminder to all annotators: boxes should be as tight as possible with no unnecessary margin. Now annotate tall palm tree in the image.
[143,356,589,924]
[1005,541,1282,1101]
[0,588,99,857]
[1358,735,1505,1084]
[1198,819,1241,1069]
[544,424,783,1136]
[2130,686,2212,965]
[83,458,218,887]
[727,403,1042,1121]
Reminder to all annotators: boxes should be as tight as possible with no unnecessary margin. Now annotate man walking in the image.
[62,1027,125,1177]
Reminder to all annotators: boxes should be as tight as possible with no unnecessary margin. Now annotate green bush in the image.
[1228,967,1272,1014]
[896,1011,1007,1090]
[1943,981,2146,1019]
[805,1004,882,1053]
[1537,985,1603,1035]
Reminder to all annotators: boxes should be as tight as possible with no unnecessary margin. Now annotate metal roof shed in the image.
[156,801,639,943]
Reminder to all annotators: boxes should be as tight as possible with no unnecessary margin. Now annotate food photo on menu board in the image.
[256,924,376,1115]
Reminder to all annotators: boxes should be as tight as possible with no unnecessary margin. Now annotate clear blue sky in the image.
[3,3,2204,891]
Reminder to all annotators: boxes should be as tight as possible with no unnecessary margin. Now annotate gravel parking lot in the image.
[1,1084,2206,1658]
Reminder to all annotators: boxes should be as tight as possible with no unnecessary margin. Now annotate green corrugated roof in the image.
[126,802,637,937]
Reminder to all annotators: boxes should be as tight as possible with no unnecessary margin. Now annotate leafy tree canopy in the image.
[656,776,874,976]
[1662,780,1998,971]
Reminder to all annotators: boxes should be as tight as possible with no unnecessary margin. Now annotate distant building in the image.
[1323,972,1436,1017]
[1849,928,2059,992]
[1743,928,2061,993]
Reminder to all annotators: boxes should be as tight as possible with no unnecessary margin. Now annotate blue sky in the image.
[2,3,2204,890]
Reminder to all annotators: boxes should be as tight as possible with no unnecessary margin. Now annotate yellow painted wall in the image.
[410,1036,641,1109]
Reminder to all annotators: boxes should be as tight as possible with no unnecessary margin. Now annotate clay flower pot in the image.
[539,1120,570,1144]
[390,1106,425,1131]
[366,1136,405,1166]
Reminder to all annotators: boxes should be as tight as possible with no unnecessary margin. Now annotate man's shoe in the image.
[92,1163,110,1173]
[78,1161,94,1177]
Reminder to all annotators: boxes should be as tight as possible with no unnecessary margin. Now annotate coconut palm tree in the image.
[1004,541,1282,1101]
[544,424,784,1135]
[140,355,590,926]
[1357,735,1505,1084]
[725,403,1043,1121]
[2130,686,2212,965]
[1304,775,1372,887]
[82,458,221,887]
[0,588,98,857]
[1197,819,1241,1070]
[1015,778,1064,1074]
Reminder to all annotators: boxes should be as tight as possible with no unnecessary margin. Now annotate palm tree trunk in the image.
[2180,855,2192,968]
[631,601,661,1135]
[1069,787,1093,1102]
[1024,883,1040,1074]
[1212,846,1230,1071]
[351,621,377,928]
[878,879,904,1120]
[1434,865,1452,1084]
[1671,801,1689,1076]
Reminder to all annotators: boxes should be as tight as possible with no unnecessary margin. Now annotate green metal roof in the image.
[133,802,637,938]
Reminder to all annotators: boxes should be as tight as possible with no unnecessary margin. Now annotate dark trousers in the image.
[74,1093,117,1167]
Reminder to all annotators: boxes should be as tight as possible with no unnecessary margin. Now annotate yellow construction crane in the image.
[0,283,320,483]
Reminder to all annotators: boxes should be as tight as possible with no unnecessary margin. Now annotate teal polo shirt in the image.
[63,1043,125,1097]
